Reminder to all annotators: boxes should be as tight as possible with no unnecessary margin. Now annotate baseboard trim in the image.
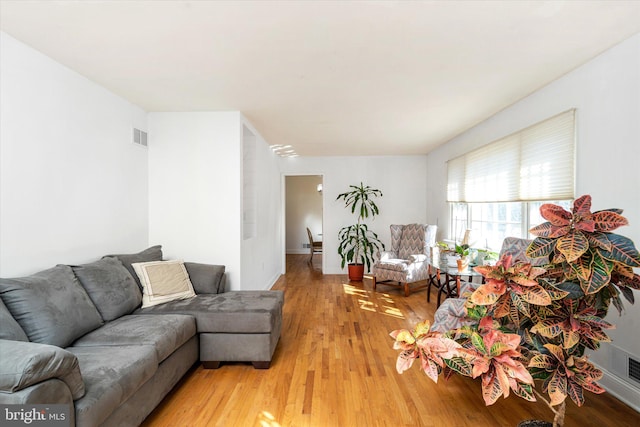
[597,365,640,413]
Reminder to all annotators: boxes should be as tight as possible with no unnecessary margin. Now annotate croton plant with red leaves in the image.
[391,196,640,427]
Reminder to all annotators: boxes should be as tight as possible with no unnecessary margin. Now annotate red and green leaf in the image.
[489,342,511,357]
[586,232,613,251]
[444,356,473,377]
[572,195,592,216]
[600,234,640,267]
[511,382,537,402]
[557,230,589,262]
[580,250,613,294]
[522,285,552,306]
[528,353,554,370]
[530,319,563,339]
[593,210,628,232]
[613,263,635,279]
[547,371,568,406]
[570,253,593,282]
[526,237,555,259]
[493,294,512,319]
[470,284,502,306]
[566,379,585,407]
[511,292,530,317]
[562,329,580,349]
[541,204,572,226]
[529,222,556,238]
[575,217,595,232]
[471,332,487,354]
[482,370,504,405]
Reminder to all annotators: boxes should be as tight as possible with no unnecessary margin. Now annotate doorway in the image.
[284,175,323,272]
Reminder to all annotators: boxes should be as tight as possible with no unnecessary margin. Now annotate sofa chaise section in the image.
[135,290,284,369]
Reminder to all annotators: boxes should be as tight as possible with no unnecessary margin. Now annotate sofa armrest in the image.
[184,262,226,294]
[0,339,85,400]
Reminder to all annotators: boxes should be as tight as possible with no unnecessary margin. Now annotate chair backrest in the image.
[390,224,437,259]
[499,237,545,266]
[306,227,315,245]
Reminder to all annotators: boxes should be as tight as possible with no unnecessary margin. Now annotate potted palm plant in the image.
[336,182,385,281]
[390,195,640,426]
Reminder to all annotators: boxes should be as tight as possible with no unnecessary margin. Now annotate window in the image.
[447,110,576,249]
[451,200,572,250]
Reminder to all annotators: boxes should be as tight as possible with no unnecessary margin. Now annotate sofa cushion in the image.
[0,265,103,347]
[72,257,143,321]
[68,345,158,427]
[0,296,28,341]
[132,260,196,308]
[136,291,284,334]
[71,258,142,322]
[72,314,196,362]
[0,339,85,400]
[103,245,163,289]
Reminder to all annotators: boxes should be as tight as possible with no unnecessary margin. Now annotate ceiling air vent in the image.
[133,128,148,147]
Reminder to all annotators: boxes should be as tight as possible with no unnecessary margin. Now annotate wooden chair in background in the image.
[306,227,323,263]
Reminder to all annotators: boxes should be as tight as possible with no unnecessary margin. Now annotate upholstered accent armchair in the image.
[371,224,437,296]
[431,237,545,332]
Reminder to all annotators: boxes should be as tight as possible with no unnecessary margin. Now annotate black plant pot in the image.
[517,420,553,427]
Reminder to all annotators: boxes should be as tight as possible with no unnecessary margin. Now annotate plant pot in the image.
[348,263,365,281]
[456,256,469,272]
[517,420,552,427]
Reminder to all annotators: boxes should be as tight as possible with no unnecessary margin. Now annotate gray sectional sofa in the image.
[0,246,284,427]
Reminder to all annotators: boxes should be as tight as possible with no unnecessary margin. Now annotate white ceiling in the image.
[1,1,639,156]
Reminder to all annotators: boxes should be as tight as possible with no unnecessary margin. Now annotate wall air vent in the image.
[133,128,148,147]
[630,358,640,384]
[610,344,640,388]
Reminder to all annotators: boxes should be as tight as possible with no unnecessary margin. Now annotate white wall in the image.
[148,112,242,288]
[285,175,323,254]
[280,156,429,274]
[239,116,284,290]
[0,32,149,277]
[148,112,283,291]
[425,33,640,408]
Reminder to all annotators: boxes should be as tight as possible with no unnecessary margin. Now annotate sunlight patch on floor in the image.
[257,411,281,427]
[342,283,405,319]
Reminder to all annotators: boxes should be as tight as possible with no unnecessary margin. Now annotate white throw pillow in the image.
[132,260,196,308]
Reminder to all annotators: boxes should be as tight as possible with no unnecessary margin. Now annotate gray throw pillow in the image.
[0,296,28,341]
[184,262,226,294]
[103,245,163,289]
[0,265,103,347]
[72,257,143,321]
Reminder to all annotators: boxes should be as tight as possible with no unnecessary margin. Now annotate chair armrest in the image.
[379,251,398,262]
[459,280,481,296]
[184,262,226,294]
[432,298,470,333]
[0,340,84,399]
[407,254,428,263]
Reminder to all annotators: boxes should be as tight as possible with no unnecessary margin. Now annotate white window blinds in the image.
[447,109,575,203]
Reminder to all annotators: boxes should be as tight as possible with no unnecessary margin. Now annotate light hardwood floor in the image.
[141,254,640,427]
